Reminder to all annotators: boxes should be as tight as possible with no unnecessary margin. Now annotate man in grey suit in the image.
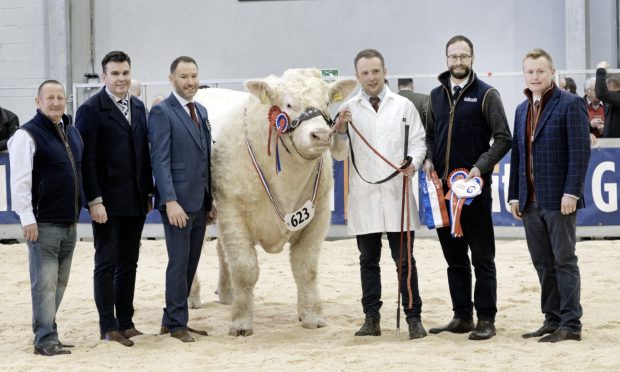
[397,78,429,128]
[148,56,215,343]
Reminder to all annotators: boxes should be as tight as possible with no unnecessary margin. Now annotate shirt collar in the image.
[172,90,193,107]
[105,87,129,103]
[361,86,387,102]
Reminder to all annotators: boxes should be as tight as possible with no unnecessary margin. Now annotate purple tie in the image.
[187,102,200,129]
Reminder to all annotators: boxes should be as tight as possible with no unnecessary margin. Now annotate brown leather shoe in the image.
[429,318,475,334]
[170,329,195,343]
[120,327,144,339]
[101,330,134,347]
[522,324,559,339]
[34,344,71,356]
[538,328,581,343]
[161,325,208,336]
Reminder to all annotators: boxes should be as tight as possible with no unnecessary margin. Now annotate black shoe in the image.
[407,319,427,339]
[468,320,496,340]
[58,341,74,348]
[429,318,475,334]
[354,318,381,336]
[34,344,71,356]
[522,324,559,339]
[538,328,581,343]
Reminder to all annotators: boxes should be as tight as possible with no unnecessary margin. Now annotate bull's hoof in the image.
[301,317,327,329]
[188,296,202,309]
[229,327,253,337]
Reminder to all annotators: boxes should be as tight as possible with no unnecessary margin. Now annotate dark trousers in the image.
[356,231,422,321]
[436,185,497,321]
[161,205,207,332]
[93,215,145,335]
[522,202,582,331]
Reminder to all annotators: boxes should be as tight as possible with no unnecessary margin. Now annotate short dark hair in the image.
[564,77,577,94]
[170,56,198,74]
[37,79,64,96]
[101,51,131,73]
[446,35,474,56]
[354,49,385,71]
[398,78,413,89]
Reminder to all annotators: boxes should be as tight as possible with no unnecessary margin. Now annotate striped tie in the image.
[118,98,129,120]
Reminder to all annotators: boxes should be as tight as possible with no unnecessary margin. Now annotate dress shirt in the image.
[8,120,64,226]
[105,87,131,122]
[172,90,195,117]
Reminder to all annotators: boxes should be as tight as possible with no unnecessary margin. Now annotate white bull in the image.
[192,69,356,336]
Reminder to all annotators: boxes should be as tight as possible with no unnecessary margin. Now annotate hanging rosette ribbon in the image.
[267,106,290,174]
[445,169,484,237]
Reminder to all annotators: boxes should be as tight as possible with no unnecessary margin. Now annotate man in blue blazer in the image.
[76,51,154,347]
[148,56,214,343]
[508,48,590,343]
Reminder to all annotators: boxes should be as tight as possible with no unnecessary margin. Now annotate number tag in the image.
[284,200,315,231]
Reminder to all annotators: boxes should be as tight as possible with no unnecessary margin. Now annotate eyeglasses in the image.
[447,54,472,62]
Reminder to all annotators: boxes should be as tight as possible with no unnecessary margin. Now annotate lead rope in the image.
[346,119,413,338]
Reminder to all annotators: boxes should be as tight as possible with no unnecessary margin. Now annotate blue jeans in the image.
[28,223,76,347]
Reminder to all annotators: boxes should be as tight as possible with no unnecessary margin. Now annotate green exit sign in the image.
[321,69,339,78]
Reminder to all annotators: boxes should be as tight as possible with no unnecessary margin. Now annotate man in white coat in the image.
[331,48,427,340]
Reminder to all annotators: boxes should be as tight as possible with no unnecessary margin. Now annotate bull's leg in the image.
[188,273,202,309]
[216,239,232,305]
[219,219,258,336]
[290,231,327,329]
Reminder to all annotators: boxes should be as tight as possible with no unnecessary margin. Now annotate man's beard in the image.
[449,65,471,80]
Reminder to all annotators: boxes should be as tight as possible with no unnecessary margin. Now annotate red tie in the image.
[369,97,380,112]
[186,102,200,129]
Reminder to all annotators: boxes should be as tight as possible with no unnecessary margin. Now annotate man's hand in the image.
[561,195,577,215]
[207,205,218,225]
[23,223,38,241]
[333,107,351,134]
[510,202,522,220]
[423,159,434,179]
[166,200,189,228]
[590,133,597,146]
[89,203,108,224]
[400,161,416,177]
[465,166,481,181]
[597,61,609,70]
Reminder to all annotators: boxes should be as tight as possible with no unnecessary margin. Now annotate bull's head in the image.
[246,69,356,160]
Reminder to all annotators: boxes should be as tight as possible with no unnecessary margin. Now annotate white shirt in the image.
[172,90,194,117]
[8,119,64,226]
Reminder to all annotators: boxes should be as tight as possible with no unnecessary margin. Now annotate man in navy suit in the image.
[76,51,154,347]
[508,48,590,343]
[148,56,214,343]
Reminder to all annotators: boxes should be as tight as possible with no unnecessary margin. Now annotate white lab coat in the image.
[332,87,426,235]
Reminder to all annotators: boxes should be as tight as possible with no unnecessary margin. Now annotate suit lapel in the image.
[533,89,560,141]
[99,89,131,132]
[169,94,204,153]
[129,97,143,134]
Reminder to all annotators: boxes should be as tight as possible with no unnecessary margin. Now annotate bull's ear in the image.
[329,79,357,103]
[245,80,275,105]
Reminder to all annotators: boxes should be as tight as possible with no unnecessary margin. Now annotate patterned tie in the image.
[186,102,200,129]
[117,98,129,120]
[369,96,380,112]
[453,85,462,101]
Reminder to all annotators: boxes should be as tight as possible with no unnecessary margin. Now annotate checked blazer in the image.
[508,87,591,212]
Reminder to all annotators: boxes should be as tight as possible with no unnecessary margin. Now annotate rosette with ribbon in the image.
[445,169,484,237]
[267,106,290,174]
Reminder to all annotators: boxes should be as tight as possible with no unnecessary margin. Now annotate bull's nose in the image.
[311,128,333,144]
